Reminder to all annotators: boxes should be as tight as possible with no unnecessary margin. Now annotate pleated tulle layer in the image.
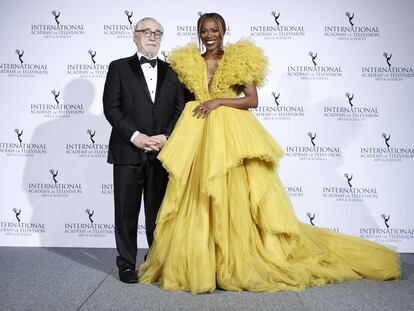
[138,104,400,294]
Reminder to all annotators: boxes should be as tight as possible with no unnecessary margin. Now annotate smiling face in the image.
[199,17,223,52]
[134,18,163,58]
[197,13,226,53]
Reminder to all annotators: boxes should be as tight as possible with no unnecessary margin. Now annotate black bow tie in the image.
[140,56,157,68]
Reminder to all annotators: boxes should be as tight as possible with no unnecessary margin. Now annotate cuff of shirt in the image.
[130,131,139,142]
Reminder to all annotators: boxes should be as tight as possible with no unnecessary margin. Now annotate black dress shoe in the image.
[119,268,138,283]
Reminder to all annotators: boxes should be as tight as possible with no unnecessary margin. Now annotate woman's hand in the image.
[192,84,258,118]
[192,99,220,118]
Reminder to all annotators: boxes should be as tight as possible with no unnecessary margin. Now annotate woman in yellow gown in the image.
[138,13,400,294]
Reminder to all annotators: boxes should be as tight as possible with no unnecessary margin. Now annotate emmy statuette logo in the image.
[124,10,133,25]
[308,132,317,148]
[49,169,58,185]
[88,50,97,65]
[381,214,390,229]
[383,52,392,68]
[308,51,318,67]
[306,212,315,226]
[85,209,94,224]
[15,50,24,64]
[13,208,21,223]
[345,92,354,108]
[271,92,280,107]
[271,11,280,25]
[51,90,60,104]
[51,10,60,26]
[87,129,96,145]
[345,12,354,27]
[344,173,353,189]
[14,129,23,145]
[161,51,168,62]
[382,133,391,150]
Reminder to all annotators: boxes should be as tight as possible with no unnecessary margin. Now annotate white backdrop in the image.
[1,0,413,251]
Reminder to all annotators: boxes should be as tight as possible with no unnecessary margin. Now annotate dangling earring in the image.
[198,38,205,54]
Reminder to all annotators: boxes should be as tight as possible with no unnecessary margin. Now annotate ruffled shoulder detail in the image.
[169,44,207,99]
[211,40,268,96]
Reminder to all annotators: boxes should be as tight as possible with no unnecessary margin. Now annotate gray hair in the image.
[134,17,164,33]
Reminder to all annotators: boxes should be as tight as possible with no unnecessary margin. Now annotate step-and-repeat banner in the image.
[1,0,413,251]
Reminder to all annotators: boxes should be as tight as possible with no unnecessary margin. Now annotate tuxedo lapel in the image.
[128,54,152,103]
[154,59,168,105]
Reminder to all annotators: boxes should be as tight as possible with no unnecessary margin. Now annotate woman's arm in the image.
[193,83,258,118]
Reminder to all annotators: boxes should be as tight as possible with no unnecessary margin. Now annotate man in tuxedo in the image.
[103,17,185,283]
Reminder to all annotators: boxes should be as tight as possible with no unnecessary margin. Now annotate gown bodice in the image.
[169,40,268,102]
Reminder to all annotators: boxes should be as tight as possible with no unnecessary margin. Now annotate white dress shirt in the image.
[130,52,158,142]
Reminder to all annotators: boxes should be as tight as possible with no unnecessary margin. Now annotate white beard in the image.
[142,46,159,59]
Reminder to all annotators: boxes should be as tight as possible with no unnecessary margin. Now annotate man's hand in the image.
[149,134,168,150]
[132,133,160,152]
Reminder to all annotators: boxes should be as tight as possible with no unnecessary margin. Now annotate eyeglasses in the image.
[135,29,163,39]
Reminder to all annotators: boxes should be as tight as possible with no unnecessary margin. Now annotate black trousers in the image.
[113,158,168,270]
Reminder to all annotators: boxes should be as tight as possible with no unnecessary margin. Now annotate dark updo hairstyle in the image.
[197,13,226,48]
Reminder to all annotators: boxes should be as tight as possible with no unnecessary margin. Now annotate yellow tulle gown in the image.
[138,40,400,294]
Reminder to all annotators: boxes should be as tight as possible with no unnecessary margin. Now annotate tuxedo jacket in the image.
[103,54,185,164]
